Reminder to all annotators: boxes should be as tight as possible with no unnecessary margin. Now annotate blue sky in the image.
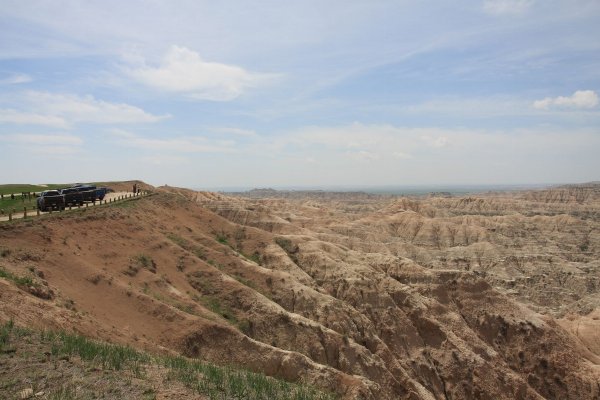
[1,0,599,188]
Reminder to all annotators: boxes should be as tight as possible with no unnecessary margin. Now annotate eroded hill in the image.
[1,184,599,399]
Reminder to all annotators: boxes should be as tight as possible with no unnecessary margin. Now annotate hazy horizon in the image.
[196,182,563,195]
[1,1,599,187]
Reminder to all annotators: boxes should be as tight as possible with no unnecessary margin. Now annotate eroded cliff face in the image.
[1,185,599,399]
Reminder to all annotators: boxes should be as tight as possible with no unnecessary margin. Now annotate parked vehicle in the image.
[36,190,65,211]
[73,185,97,202]
[60,187,84,207]
[95,187,109,200]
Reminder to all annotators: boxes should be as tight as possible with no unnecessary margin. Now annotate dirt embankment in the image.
[1,184,599,399]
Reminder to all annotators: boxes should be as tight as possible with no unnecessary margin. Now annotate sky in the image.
[0,0,599,189]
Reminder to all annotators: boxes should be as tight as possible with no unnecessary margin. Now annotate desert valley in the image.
[1,181,599,399]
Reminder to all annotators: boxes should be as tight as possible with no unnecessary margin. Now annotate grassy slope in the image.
[0,184,66,195]
[0,321,335,400]
[0,181,137,213]
[0,182,136,196]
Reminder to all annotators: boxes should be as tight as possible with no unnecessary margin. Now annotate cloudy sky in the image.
[1,0,599,188]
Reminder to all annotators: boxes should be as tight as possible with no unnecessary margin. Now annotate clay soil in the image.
[1,183,599,399]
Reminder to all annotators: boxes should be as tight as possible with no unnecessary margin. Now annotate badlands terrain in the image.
[1,182,599,399]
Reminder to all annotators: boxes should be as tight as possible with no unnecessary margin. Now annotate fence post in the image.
[23,207,27,218]
[8,211,12,221]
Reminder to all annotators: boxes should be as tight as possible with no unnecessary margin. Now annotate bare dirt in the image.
[1,183,599,399]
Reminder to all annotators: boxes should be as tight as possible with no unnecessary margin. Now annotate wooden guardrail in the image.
[0,191,152,223]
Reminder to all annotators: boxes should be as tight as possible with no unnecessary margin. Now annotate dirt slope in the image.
[1,185,599,399]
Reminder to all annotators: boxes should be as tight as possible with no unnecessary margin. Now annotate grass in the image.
[275,237,296,254]
[111,198,140,209]
[133,254,156,272]
[200,296,237,323]
[239,251,262,265]
[0,184,66,196]
[216,233,229,245]
[1,321,336,400]
[166,233,207,260]
[0,196,38,214]
[146,289,198,317]
[232,275,257,291]
[0,266,36,287]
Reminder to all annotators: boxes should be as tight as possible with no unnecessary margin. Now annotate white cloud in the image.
[533,90,599,110]
[213,127,257,137]
[352,150,379,161]
[0,133,83,155]
[0,109,68,128]
[0,73,32,85]
[421,135,449,148]
[267,123,453,161]
[125,46,276,101]
[110,129,237,153]
[25,92,170,124]
[483,0,535,15]
[138,154,189,166]
[1,133,82,145]
[392,151,412,159]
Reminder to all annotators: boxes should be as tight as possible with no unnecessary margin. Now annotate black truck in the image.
[60,187,84,207]
[72,184,98,202]
[36,190,65,211]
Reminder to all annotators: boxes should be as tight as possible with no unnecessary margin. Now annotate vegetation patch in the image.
[0,267,35,287]
[199,296,237,323]
[216,233,229,245]
[0,321,335,399]
[233,275,257,290]
[0,184,66,196]
[275,237,299,254]
[239,251,262,265]
[125,254,157,276]
[166,233,206,260]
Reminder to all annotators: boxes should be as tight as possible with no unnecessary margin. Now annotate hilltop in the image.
[1,182,599,399]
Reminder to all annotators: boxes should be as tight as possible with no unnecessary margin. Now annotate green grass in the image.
[1,321,335,400]
[0,184,66,196]
[47,384,78,400]
[232,275,257,290]
[145,289,198,317]
[200,296,237,323]
[239,251,262,265]
[166,233,207,260]
[0,266,35,287]
[216,234,229,245]
[166,233,188,248]
[132,254,155,270]
[0,196,38,214]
